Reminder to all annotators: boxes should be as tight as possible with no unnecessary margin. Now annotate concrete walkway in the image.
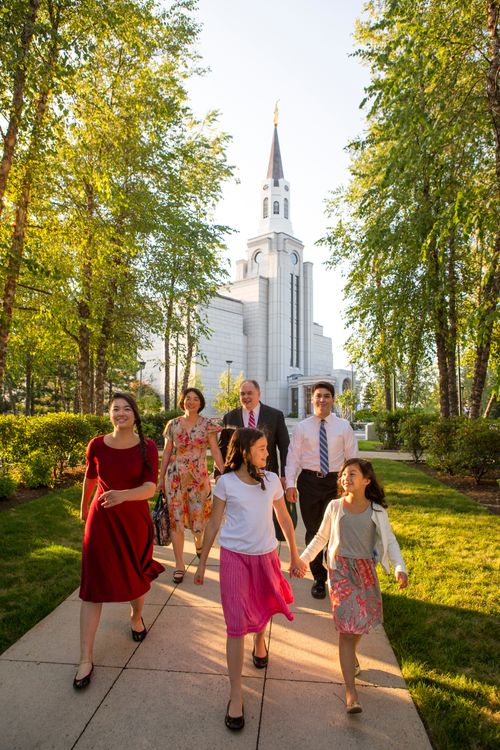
[0,513,431,750]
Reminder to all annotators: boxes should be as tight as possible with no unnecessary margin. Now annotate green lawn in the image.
[0,486,83,653]
[0,463,498,748]
[372,459,499,750]
[358,438,383,450]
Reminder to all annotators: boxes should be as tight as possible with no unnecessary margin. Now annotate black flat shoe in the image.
[252,645,268,669]
[131,616,147,642]
[311,580,326,599]
[225,700,244,731]
[73,663,93,690]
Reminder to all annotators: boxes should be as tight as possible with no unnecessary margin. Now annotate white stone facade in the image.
[141,124,352,418]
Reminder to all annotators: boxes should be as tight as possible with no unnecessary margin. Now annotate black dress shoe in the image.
[311,581,327,599]
[225,700,245,731]
[73,663,93,690]
[252,646,269,669]
[131,616,147,642]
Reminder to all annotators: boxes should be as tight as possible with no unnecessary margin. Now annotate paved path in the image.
[0,512,430,750]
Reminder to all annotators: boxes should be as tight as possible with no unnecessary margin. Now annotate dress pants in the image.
[297,471,339,583]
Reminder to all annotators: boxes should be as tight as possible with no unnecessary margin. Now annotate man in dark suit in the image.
[218,379,296,537]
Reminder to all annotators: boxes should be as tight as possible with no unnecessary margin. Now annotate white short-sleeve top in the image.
[215,471,283,555]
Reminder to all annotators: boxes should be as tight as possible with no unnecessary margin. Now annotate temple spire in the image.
[266,108,284,185]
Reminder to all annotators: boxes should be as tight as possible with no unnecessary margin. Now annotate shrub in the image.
[13,449,55,488]
[424,417,467,474]
[374,409,413,449]
[354,408,378,422]
[0,474,17,498]
[453,419,500,483]
[0,415,27,464]
[141,410,183,446]
[399,413,437,462]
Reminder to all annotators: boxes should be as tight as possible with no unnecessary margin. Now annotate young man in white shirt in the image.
[285,381,358,599]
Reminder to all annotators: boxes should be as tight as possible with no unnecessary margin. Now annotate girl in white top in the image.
[195,427,306,732]
[300,458,408,715]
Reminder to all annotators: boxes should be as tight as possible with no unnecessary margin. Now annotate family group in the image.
[74,380,408,730]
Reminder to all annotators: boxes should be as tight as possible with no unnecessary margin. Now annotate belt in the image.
[301,469,338,479]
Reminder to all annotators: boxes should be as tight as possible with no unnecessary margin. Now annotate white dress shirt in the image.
[285,413,358,488]
[242,403,261,427]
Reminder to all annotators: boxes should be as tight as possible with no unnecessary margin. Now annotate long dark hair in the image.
[224,427,267,490]
[109,392,150,475]
[337,458,387,509]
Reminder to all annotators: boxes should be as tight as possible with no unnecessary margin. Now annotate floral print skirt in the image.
[329,555,383,635]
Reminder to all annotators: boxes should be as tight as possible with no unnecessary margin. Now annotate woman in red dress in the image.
[74,392,164,689]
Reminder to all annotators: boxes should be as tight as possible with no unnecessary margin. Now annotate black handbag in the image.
[151,490,171,546]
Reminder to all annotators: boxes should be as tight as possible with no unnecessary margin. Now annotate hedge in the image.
[0,411,182,489]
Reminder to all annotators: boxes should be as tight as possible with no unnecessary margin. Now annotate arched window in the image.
[273,200,280,215]
[284,198,289,219]
[263,197,268,218]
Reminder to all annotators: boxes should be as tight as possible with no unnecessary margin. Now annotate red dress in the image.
[79,436,165,602]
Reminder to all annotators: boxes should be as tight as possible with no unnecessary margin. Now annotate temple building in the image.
[142,120,353,417]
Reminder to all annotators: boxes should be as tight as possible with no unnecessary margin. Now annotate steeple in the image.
[266,126,284,186]
[257,107,293,236]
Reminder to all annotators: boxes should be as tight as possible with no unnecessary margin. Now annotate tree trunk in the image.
[469,235,500,417]
[483,391,497,418]
[25,352,32,416]
[0,188,30,389]
[0,13,60,390]
[447,230,459,416]
[162,281,176,410]
[94,293,116,415]
[182,309,195,391]
[78,312,92,413]
[0,0,40,218]
[470,5,500,417]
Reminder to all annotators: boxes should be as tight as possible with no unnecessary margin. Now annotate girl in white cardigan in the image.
[299,458,408,714]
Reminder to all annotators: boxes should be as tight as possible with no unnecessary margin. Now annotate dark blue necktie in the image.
[319,419,329,476]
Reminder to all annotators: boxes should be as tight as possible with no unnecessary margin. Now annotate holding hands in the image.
[289,556,307,579]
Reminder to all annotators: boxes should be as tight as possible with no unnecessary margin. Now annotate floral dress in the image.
[164,416,221,533]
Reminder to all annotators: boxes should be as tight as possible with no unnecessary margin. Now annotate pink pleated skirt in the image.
[219,547,294,637]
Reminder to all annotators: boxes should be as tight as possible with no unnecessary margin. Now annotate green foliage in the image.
[425,417,467,474]
[0,474,17,498]
[374,409,413,449]
[13,450,54,489]
[399,413,437,462]
[354,408,378,422]
[212,370,245,415]
[0,413,109,483]
[453,419,500,483]
[321,1,499,418]
[141,410,183,447]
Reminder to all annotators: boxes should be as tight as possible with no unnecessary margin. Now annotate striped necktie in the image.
[319,419,329,476]
[248,410,256,428]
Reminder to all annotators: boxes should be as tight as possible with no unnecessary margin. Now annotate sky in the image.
[183,0,370,369]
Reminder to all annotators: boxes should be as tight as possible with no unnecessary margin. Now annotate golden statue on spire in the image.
[274,100,279,127]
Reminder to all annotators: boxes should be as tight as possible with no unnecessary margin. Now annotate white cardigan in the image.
[300,498,407,578]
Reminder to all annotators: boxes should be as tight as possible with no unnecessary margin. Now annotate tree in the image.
[212,371,244,415]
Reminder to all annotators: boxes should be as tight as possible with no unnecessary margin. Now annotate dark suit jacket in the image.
[219,403,289,476]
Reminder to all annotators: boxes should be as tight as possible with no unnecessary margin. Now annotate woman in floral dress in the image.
[159,387,225,583]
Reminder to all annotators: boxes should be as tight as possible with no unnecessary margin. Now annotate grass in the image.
[372,459,499,750]
[0,463,498,748]
[0,486,83,653]
[358,438,383,450]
